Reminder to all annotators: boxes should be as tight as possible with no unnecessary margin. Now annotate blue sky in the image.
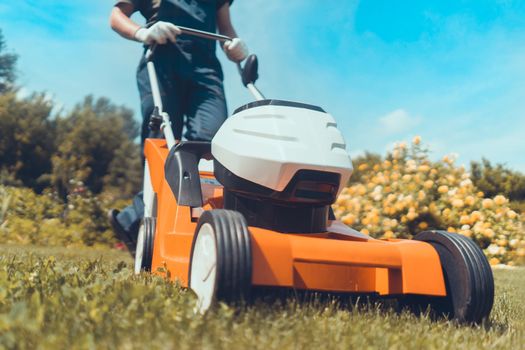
[1,0,524,171]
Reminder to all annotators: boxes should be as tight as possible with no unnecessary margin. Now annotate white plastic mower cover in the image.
[212,102,353,195]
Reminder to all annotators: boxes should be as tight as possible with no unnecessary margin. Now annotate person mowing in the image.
[108,0,248,251]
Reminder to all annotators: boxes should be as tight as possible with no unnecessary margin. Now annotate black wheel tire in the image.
[134,217,156,273]
[188,210,252,311]
[414,230,494,323]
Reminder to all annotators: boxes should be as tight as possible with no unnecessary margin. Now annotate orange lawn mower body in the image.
[133,28,494,323]
[145,139,446,296]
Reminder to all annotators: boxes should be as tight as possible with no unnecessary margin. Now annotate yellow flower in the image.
[418,164,430,173]
[483,228,495,239]
[358,163,368,171]
[460,229,472,238]
[470,211,482,222]
[383,230,394,239]
[402,174,412,182]
[447,227,456,233]
[442,208,451,217]
[342,214,356,225]
[452,198,464,208]
[477,191,484,198]
[507,210,517,219]
[417,191,426,201]
[361,229,370,235]
[460,215,471,225]
[442,155,454,164]
[413,135,422,145]
[482,198,494,209]
[489,258,500,266]
[438,185,449,194]
[464,195,475,206]
[497,239,508,247]
[392,150,401,159]
[494,195,507,206]
[418,221,429,230]
[407,210,418,221]
[424,180,433,189]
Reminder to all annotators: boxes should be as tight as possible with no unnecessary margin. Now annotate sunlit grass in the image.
[0,244,523,349]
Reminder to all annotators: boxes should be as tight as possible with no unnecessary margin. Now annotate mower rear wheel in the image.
[413,230,494,323]
[134,217,156,274]
[189,210,252,313]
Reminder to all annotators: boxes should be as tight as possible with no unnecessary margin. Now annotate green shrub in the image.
[0,185,116,247]
[471,158,525,203]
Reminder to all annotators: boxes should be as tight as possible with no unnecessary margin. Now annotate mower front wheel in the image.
[412,230,494,323]
[188,210,252,313]
[134,217,156,274]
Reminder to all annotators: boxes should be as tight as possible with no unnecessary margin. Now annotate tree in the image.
[0,29,18,93]
[0,92,56,191]
[52,96,142,200]
[470,158,525,201]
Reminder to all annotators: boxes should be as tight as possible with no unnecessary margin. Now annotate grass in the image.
[0,244,523,350]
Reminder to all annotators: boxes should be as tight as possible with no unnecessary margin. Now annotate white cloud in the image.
[378,108,420,134]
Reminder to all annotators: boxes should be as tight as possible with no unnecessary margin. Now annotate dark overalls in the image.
[117,0,230,235]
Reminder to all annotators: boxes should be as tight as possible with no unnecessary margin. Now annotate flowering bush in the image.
[333,137,524,266]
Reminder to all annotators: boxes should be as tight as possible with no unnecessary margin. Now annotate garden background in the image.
[1,1,525,347]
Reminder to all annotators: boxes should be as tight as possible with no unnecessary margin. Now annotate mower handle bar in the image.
[145,26,232,60]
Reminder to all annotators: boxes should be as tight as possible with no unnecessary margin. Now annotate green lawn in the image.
[0,244,523,350]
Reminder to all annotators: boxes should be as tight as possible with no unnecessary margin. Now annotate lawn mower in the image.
[134,27,494,323]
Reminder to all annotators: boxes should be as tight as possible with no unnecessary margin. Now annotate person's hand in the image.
[134,21,181,45]
[224,38,248,62]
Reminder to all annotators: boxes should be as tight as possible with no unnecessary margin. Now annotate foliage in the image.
[471,158,525,202]
[0,93,56,192]
[51,96,142,200]
[0,185,116,248]
[348,151,382,184]
[333,137,525,265]
[0,186,9,231]
[0,245,523,349]
[0,90,141,198]
[0,29,17,93]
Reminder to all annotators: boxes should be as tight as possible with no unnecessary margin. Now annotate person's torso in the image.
[138,0,226,68]
[139,0,220,30]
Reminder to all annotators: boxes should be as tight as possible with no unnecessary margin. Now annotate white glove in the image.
[224,38,248,62]
[134,21,181,45]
